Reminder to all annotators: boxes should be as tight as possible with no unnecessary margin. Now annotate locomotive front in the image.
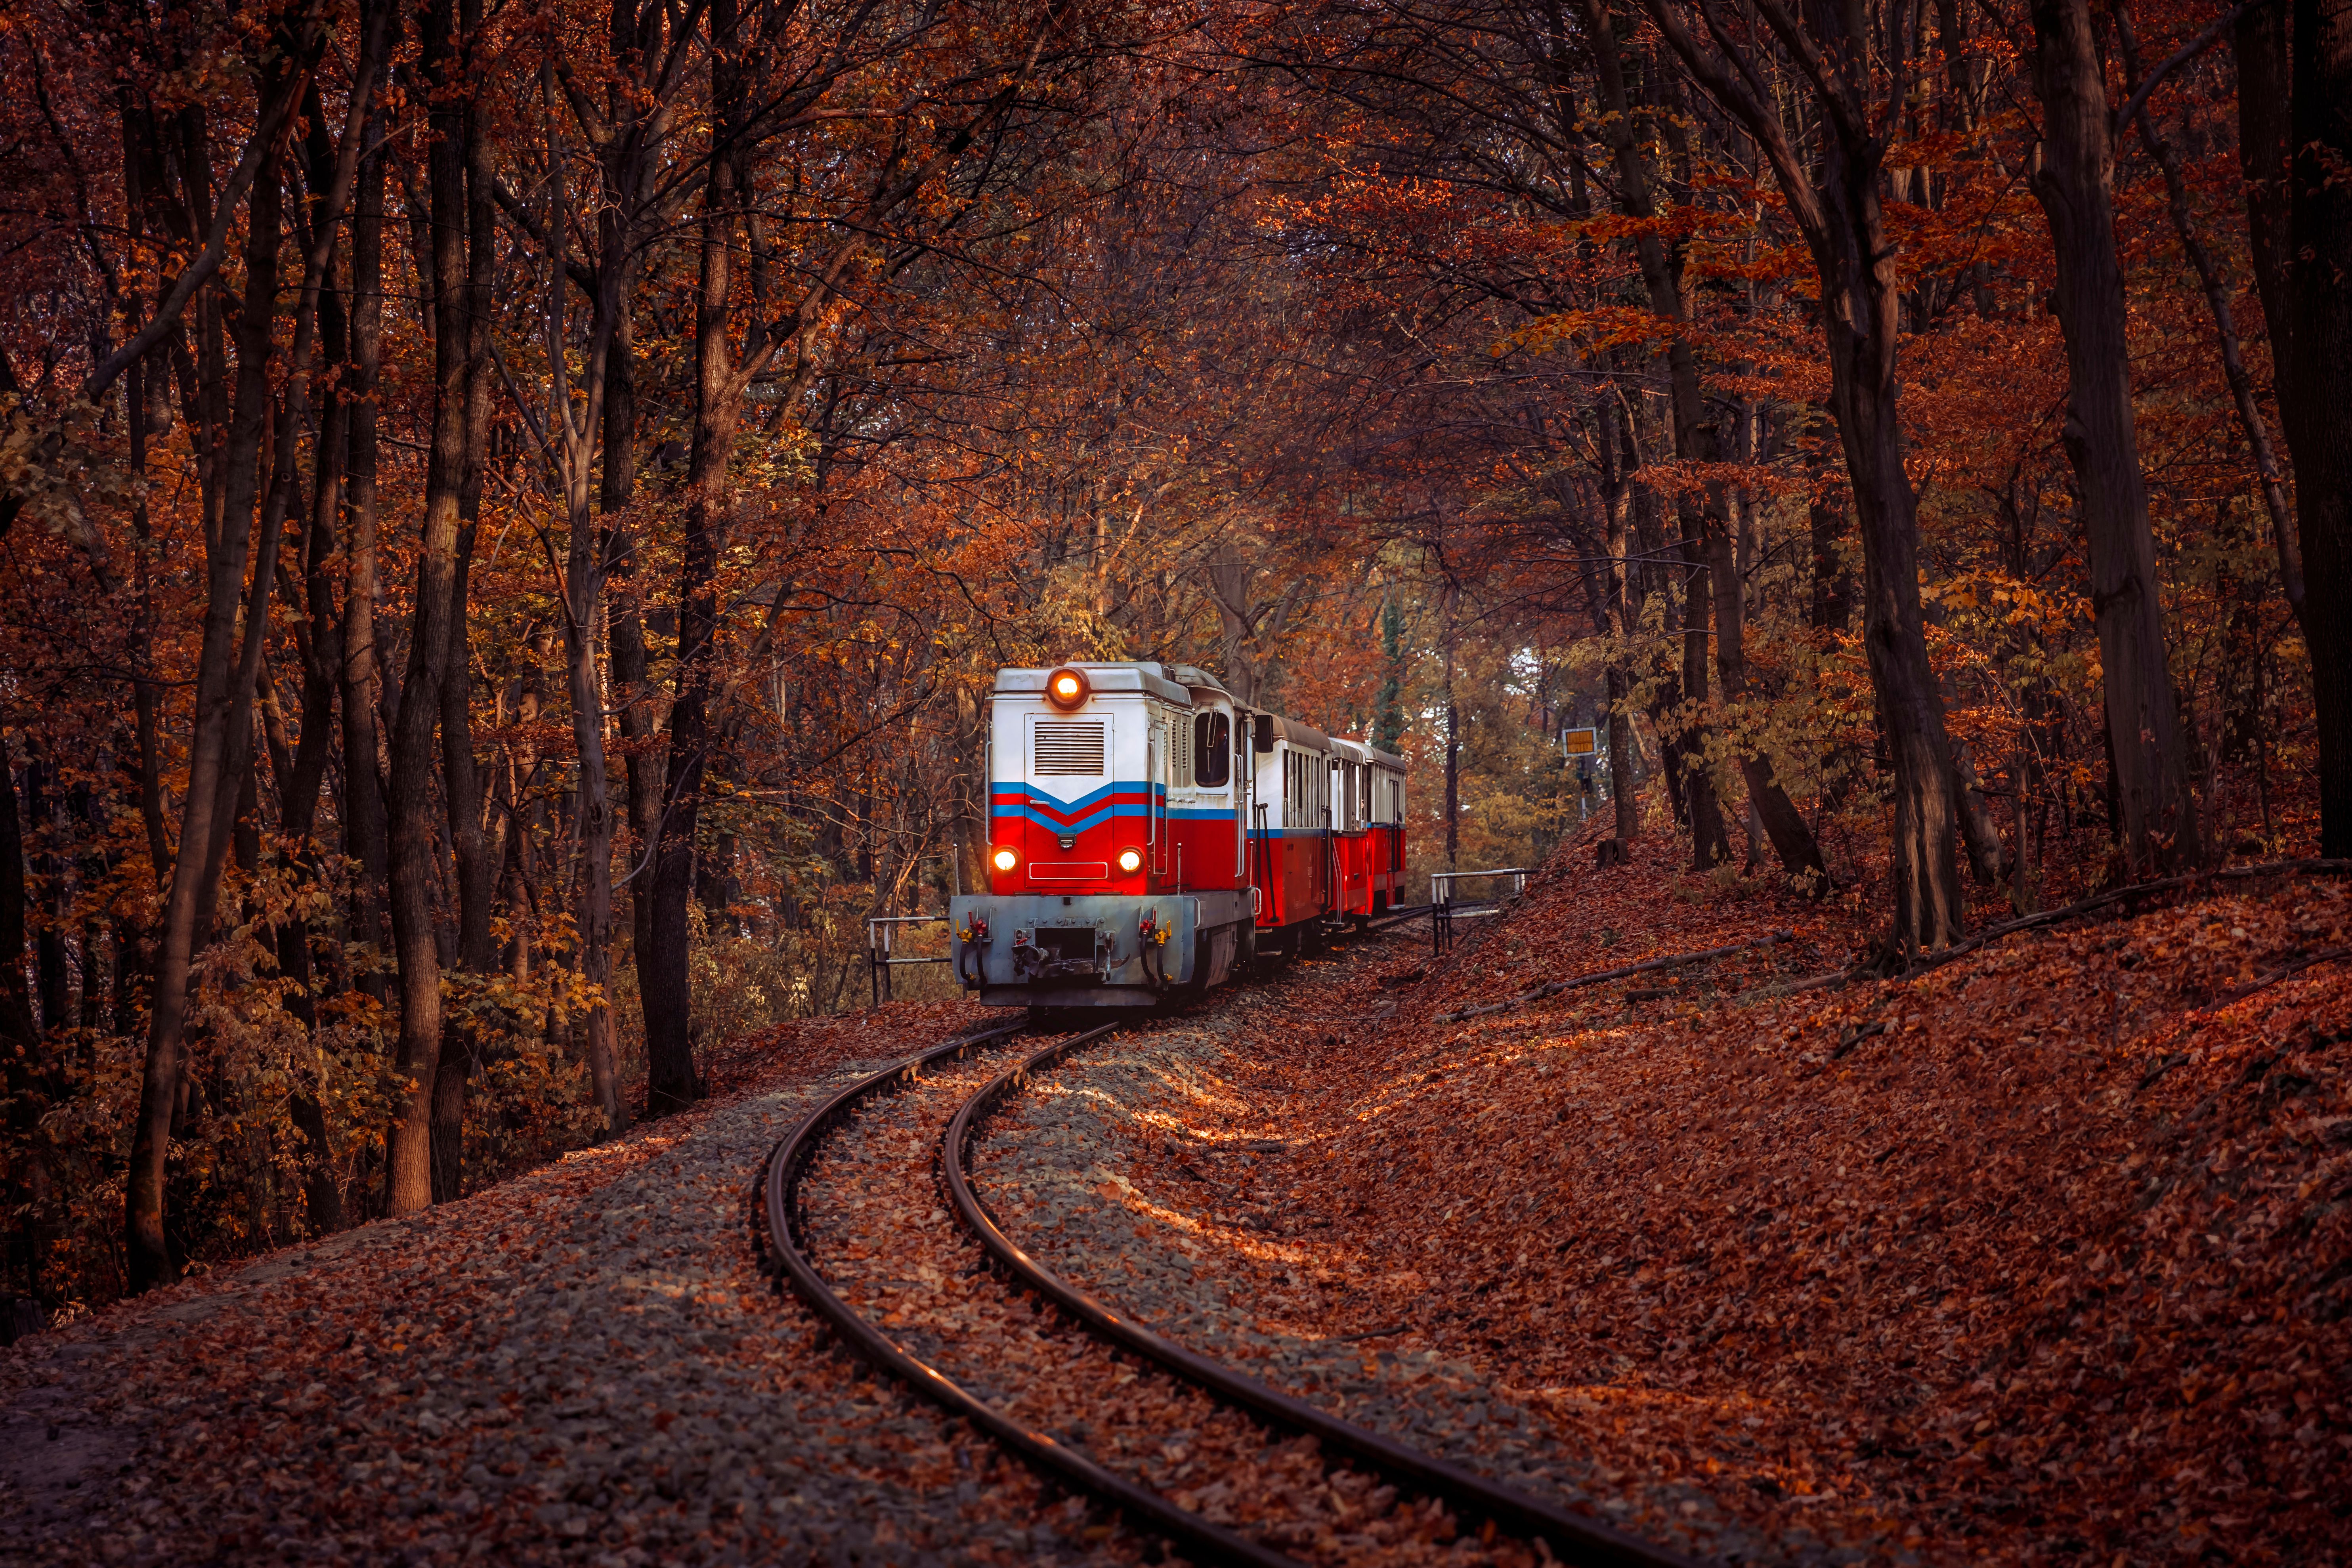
[949,662,1257,1007]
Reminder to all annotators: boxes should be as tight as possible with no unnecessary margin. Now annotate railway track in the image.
[756,1001,1705,1568]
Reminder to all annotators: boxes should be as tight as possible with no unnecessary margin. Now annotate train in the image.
[948,661,1409,1008]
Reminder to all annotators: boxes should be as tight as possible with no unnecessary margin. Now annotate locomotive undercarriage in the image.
[950,890,1257,1008]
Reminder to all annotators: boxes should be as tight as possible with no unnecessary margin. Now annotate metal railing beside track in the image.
[1428,866,1533,955]
[866,913,953,1007]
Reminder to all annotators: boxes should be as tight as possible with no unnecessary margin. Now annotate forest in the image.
[0,0,2341,1332]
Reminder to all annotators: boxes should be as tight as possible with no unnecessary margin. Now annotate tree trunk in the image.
[1599,436,1641,844]
[1809,494,1853,632]
[1678,530,1731,869]
[2117,14,2300,621]
[601,307,663,990]
[1644,0,1970,954]
[644,28,748,1113]
[1576,0,1739,873]
[2258,0,2352,854]
[1706,509,1828,885]
[2029,0,2201,875]
[124,99,299,1290]
[0,733,55,1306]
[342,108,389,994]
[382,0,473,1213]
[564,378,626,1137]
[23,750,67,1032]
[429,73,505,1201]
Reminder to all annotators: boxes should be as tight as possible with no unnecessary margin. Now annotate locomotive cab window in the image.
[1193,711,1231,788]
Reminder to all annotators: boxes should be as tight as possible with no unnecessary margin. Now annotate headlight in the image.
[1117,847,1143,873]
[991,847,1018,872]
[1045,666,1089,710]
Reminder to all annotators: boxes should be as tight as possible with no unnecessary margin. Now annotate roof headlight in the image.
[1045,667,1089,710]
[992,846,1018,873]
[1117,847,1143,873]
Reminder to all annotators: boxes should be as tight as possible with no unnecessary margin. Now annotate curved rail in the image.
[943,1032,1708,1568]
[759,1018,1307,1568]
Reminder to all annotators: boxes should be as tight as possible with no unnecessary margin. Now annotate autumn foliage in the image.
[0,0,2344,1356]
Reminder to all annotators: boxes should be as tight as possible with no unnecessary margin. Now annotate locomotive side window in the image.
[1193,712,1230,787]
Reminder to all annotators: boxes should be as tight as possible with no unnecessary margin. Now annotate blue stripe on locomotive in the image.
[990,781,1234,836]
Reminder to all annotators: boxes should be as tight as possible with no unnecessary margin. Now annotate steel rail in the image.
[759,1018,1308,1568]
[943,1032,1711,1568]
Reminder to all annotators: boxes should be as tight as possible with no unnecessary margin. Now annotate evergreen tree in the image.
[1374,596,1406,750]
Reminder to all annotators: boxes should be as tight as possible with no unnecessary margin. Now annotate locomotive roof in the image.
[990,665,1403,772]
[994,662,1195,703]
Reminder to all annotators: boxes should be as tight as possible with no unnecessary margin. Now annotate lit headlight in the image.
[992,847,1018,872]
[1045,666,1089,710]
[1117,848,1143,873]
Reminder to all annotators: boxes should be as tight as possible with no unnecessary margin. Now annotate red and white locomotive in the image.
[950,661,1408,1007]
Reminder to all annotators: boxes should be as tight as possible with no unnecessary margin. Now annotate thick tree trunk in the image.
[644,42,748,1112]
[2029,0,2201,875]
[2260,0,2352,854]
[382,0,473,1213]
[1840,345,1963,952]
[1645,0,1969,955]
[2235,1,2295,406]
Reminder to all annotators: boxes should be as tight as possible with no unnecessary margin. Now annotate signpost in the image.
[1560,726,1598,758]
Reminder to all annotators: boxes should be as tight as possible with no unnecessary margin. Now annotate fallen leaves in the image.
[1030,831,2352,1562]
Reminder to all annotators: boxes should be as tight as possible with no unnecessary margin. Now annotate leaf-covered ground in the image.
[7,844,2345,1566]
[1041,837,2352,1563]
[0,1003,1127,1567]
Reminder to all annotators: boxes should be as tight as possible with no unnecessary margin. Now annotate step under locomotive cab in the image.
[950,661,1408,1008]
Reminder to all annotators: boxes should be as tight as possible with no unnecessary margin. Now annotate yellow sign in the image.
[1561,727,1599,756]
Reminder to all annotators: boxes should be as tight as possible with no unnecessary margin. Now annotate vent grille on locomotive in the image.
[1031,721,1106,775]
